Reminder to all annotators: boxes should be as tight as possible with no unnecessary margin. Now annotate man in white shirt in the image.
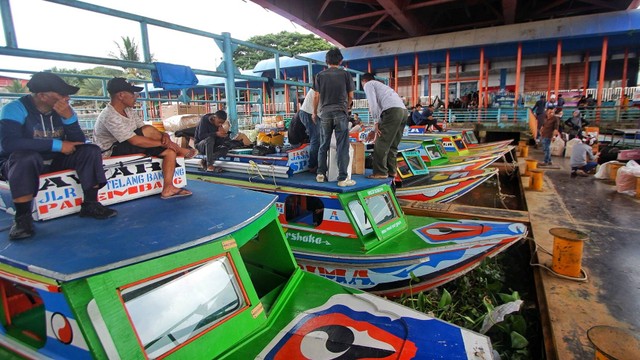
[299,89,319,171]
[94,77,195,199]
[362,73,408,178]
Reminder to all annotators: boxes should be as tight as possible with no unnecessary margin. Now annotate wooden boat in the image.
[404,127,514,155]
[0,178,496,359]
[186,155,527,298]
[393,147,499,203]
[399,139,503,172]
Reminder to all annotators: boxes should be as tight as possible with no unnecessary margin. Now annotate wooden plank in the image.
[399,199,530,224]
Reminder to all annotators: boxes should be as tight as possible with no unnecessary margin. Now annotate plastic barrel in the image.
[609,162,624,182]
[520,145,529,157]
[587,325,640,360]
[530,169,544,191]
[525,158,538,176]
[550,228,588,278]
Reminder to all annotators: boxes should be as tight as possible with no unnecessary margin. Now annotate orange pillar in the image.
[368,60,372,73]
[555,40,562,101]
[445,50,450,116]
[583,52,589,96]
[547,55,553,98]
[428,63,432,104]
[479,48,484,113]
[514,42,522,111]
[622,48,629,96]
[284,70,290,114]
[394,56,399,91]
[484,61,489,107]
[596,37,608,125]
[414,53,419,105]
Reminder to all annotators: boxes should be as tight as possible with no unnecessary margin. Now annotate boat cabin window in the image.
[120,257,246,358]
[454,138,466,150]
[284,195,324,227]
[425,144,442,160]
[0,279,46,348]
[396,158,412,178]
[406,153,427,173]
[348,191,398,235]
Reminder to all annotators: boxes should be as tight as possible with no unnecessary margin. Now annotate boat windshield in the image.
[425,144,442,160]
[348,191,398,235]
[121,256,245,358]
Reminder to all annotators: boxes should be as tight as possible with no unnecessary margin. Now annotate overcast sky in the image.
[0,0,315,76]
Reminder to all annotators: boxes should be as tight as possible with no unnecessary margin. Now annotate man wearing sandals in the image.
[94,77,194,199]
[194,110,251,172]
[362,73,408,179]
[313,48,356,187]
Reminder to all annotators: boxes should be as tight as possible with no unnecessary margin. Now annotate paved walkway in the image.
[521,145,640,359]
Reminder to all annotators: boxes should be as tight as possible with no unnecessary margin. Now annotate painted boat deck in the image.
[520,148,640,360]
[189,168,391,193]
[0,180,276,282]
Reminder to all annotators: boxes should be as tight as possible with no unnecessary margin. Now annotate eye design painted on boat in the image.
[50,312,73,344]
[300,325,395,359]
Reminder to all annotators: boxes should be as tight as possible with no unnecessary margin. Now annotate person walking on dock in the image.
[312,48,355,187]
[361,73,408,179]
[539,108,560,166]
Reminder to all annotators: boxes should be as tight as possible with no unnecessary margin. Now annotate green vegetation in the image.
[397,244,541,360]
[233,31,333,70]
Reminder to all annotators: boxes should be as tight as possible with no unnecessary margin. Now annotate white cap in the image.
[550,95,556,99]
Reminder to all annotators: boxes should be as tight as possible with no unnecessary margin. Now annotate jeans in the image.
[299,110,319,169]
[318,110,350,181]
[542,137,552,164]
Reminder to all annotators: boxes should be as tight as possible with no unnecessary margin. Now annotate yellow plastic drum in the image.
[550,228,588,278]
[608,162,624,182]
[530,169,544,191]
[524,158,538,176]
[587,325,640,360]
[520,145,529,158]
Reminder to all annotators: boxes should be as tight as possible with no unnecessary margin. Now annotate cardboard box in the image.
[351,142,365,175]
[161,104,207,119]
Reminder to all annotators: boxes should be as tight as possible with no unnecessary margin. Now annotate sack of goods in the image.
[550,137,565,156]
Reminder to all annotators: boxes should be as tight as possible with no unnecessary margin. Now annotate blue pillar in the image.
[221,32,239,134]
[589,62,599,89]
[500,69,507,91]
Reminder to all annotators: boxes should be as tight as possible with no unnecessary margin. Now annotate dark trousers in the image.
[373,108,407,175]
[195,135,234,166]
[1,144,107,199]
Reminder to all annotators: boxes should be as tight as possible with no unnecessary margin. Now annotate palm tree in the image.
[6,79,27,93]
[109,36,153,79]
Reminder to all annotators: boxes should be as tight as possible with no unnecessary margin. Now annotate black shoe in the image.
[80,201,117,219]
[570,171,577,178]
[9,214,34,240]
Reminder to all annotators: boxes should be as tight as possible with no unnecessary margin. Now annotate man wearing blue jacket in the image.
[0,72,116,240]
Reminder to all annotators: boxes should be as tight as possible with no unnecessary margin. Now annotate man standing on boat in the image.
[0,72,117,240]
[298,89,319,172]
[312,48,355,187]
[94,77,194,199]
[361,73,408,179]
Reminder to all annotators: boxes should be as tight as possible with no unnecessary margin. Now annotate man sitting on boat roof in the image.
[94,77,194,199]
[194,110,251,172]
[0,72,117,240]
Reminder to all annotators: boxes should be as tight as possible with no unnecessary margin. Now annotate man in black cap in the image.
[0,72,117,240]
[94,77,194,199]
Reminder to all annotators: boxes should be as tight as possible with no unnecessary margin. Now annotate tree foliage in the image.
[6,80,27,94]
[45,66,126,97]
[233,31,333,70]
[108,36,153,79]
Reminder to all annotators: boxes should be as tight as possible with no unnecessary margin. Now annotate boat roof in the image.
[189,169,392,193]
[0,180,277,282]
